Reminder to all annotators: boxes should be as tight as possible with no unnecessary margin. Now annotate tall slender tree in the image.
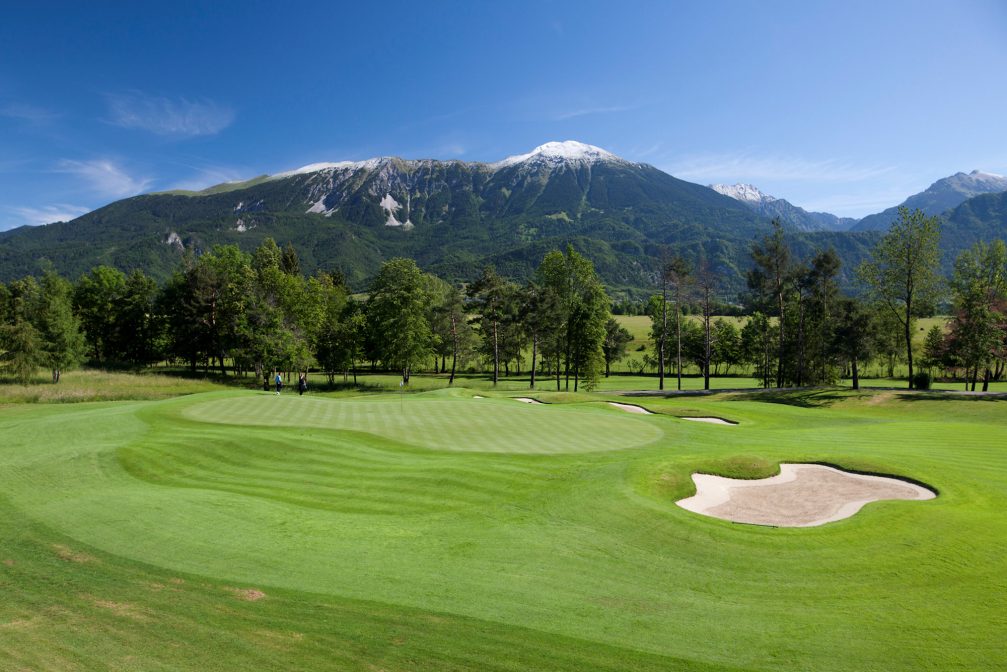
[36,270,86,383]
[467,267,511,386]
[858,207,942,389]
[748,219,791,388]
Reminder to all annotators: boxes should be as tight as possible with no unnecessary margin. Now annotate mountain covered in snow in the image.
[0,141,878,293]
[853,170,1007,231]
[710,183,856,232]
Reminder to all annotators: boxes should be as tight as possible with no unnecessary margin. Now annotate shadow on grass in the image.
[741,388,861,408]
[895,391,1007,403]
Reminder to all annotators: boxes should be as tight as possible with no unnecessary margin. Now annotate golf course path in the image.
[677,463,935,527]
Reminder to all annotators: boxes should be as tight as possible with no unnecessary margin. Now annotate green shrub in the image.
[911,371,932,390]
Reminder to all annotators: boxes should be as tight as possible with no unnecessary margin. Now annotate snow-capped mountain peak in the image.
[271,158,387,179]
[710,183,777,204]
[492,141,625,169]
[969,169,1004,179]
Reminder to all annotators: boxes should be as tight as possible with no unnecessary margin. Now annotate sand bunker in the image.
[679,416,737,425]
[473,395,485,399]
[677,463,935,527]
[608,402,653,415]
[513,397,544,404]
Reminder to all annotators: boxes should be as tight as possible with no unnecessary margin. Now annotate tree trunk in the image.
[660,282,668,390]
[852,356,859,390]
[982,367,990,392]
[762,320,770,389]
[675,289,682,391]
[777,289,785,388]
[564,332,571,392]
[904,297,914,389]
[797,292,805,387]
[703,288,711,391]
[530,333,538,389]
[492,320,499,386]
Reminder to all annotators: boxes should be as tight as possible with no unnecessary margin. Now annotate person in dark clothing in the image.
[263,375,270,392]
[275,372,283,395]
[298,373,307,396]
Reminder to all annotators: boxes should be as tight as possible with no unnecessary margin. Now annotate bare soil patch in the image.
[53,544,96,563]
[91,598,149,621]
[230,587,267,601]
[677,463,935,527]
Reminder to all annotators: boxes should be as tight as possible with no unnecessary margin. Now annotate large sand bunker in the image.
[677,463,935,527]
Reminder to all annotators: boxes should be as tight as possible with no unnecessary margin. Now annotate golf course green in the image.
[1,386,1004,670]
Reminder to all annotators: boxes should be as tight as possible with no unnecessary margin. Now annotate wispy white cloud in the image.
[9,204,91,227]
[435,142,466,157]
[661,151,896,184]
[554,104,636,121]
[629,142,663,160]
[55,159,153,198]
[105,91,234,137]
[0,102,60,124]
[168,165,253,192]
[797,189,909,217]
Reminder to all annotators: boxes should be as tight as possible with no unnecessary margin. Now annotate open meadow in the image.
[1,377,1005,671]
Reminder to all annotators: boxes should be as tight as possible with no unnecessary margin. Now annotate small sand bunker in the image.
[679,416,737,425]
[513,397,544,404]
[609,402,653,415]
[473,395,485,399]
[677,463,935,527]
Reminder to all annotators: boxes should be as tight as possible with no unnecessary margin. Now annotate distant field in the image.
[1,384,1004,670]
[612,314,955,379]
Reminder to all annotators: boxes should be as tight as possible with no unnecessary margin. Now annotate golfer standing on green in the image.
[275,372,283,395]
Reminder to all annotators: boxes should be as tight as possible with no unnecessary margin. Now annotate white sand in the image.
[513,397,543,404]
[608,402,653,415]
[679,416,736,425]
[677,463,935,527]
[473,395,484,399]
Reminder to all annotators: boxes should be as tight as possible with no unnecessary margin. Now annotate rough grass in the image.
[1,386,1005,670]
[0,369,225,403]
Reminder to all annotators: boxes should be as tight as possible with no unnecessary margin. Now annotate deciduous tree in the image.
[859,207,942,389]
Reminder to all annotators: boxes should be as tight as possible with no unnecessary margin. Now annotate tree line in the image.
[2,207,1004,392]
[0,240,613,391]
[644,207,1006,391]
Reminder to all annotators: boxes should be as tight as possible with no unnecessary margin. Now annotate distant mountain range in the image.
[711,169,1007,234]
[709,183,857,232]
[851,170,1007,231]
[1,141,1005,297]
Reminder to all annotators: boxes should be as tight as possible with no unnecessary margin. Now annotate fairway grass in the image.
[1,388,1005,670]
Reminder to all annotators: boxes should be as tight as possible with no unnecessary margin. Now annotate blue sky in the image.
[2,0,1005,230]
